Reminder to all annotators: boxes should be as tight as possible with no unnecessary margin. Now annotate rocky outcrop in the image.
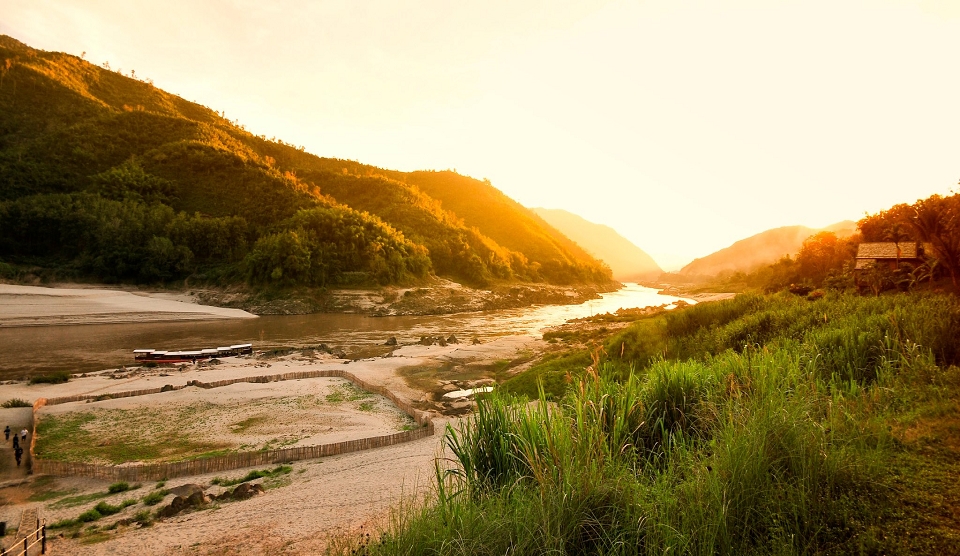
[157,490,209,519]
[217,482,265,501]
[156,482,264,519]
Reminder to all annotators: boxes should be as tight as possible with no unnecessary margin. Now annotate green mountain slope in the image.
[679,221,857,277]
[399,171,611,284]
[0,35,611,287]
[531,207,662,282]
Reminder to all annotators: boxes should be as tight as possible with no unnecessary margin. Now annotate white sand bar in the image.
[0,284,256,327]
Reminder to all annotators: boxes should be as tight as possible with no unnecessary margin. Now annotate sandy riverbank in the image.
[685,292,737,303]
[0,336,543,554]
[0,284,256,327]
[0,282,710,553]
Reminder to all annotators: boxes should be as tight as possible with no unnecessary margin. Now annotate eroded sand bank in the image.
[0,284,256,327]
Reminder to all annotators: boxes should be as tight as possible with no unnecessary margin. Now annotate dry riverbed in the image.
[0,337,545,554]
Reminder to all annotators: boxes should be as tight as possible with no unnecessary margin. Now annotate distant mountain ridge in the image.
[531,208,662,282]
[679,221,857,277]
[0,35,612,287]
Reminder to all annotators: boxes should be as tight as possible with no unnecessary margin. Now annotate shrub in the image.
[48,518,79,529]
[142,490,167,506]
[93,499,136,517]
[28,371,71,385]
[133,509,153,526]
[77,509,101,523]
[1,398,31,408]
[107,481,131,494]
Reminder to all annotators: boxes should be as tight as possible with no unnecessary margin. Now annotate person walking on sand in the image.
[20,429,27,443]
[14,446,23,467]
[12,433,18,450]
[3,425,8,441]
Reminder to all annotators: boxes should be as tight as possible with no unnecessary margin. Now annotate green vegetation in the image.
[325,382,372,404]
[211,465,292,486]
[28,371,71,384]
[107,481,133,494]
[141,490,167,506]
[34,391,409,465]
[26,476,74,502]
[132,509,153,527]
[33,406,232,464]
[0,397,31,408]
[671,191,960,297]
[228,415,268,434]
[336,292,960,555]
[95,499,137,516]
[0,35,611,289]
[51,499,137,529]
[50,491,111,509]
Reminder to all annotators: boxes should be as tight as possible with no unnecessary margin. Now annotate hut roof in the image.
[856,242,918,259]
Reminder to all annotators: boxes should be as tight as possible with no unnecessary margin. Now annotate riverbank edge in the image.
[0,277,623,321]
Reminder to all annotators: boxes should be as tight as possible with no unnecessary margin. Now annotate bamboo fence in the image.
[30,370,434,481]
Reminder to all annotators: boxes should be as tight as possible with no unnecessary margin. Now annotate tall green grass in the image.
[337,292,959,555]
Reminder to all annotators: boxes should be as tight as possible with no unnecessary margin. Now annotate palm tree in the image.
[883,222,910,268]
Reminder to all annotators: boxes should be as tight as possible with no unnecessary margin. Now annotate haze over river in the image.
[0,284,689,380]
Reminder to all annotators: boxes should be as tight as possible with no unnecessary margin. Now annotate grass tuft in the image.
[211,465,292,486]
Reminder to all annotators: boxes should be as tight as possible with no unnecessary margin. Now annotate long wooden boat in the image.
[133,343,253,363]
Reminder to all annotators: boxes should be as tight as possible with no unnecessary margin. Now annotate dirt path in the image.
[0,408,31,485]
[48,423,447,555]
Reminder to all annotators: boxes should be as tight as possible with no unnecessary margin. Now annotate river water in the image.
[0,284,689,380]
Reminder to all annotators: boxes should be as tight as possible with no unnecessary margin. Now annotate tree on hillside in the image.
[909,193,960,289]
[858,204,915,242]
[0,58,12,89]
[884,222,911,267]
[795,231,858,287]
[858,191,960,290]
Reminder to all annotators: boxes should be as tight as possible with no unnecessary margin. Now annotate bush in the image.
[1,398,31,408]
[28,371,71,385]
[77,509,102,523]
[142,490,167,506]
[107,481,131,494]
[93,499,136,517]
[133,509,153,526]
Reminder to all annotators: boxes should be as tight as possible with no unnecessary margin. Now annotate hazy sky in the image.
[3,0,959,269]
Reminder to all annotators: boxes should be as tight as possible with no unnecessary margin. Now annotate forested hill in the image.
[679,221,857,278]
[0,36,612,287]
[531,208,662,282]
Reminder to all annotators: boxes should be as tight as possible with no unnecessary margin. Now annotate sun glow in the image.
[3,0,958,269]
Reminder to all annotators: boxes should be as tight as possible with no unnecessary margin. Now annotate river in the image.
[0,284,689,380]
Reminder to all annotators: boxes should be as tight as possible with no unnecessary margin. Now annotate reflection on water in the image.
[0,284,689,379]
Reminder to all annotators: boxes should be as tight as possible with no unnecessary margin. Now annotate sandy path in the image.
[0,408,32,485]
[0,284,256,327]
[46,432,445,555]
